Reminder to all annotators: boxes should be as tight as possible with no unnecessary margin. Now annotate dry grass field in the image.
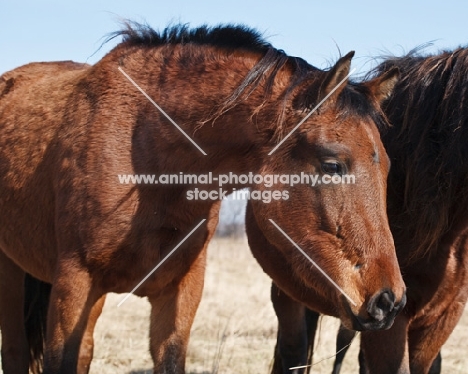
[1,237,467,373]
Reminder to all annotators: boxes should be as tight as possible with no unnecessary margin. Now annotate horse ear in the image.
[365,67,399,104]
[319,51,354,101]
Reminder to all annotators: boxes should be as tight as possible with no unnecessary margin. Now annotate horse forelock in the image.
[373,47,468,260]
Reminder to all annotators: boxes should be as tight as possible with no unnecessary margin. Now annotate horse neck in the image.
[108,45,292,176]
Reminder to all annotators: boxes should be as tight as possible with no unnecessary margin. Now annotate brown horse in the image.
[267,47,468,374]
[0,23,404,373]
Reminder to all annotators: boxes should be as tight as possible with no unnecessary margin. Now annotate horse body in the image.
[0,24,404,373]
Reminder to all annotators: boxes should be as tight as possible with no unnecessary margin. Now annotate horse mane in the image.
[107,22,386,140]
[371,47,468,260]
[108,21,273,51]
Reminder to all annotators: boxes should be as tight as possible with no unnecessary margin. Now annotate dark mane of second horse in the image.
[374,48,468,260]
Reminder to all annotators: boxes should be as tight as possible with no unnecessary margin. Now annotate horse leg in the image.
[358,348,366,374]
[0,250,29,374]
[24,273,52,374]
[428,352,441,374]
[44,261,102,374]
[331,324,357,374]
[407,303,464,374]
[76,295,106,374]
[304,308,319,374]
[148,248,206,374]
[360,313,410,374]
[271,282,316,374]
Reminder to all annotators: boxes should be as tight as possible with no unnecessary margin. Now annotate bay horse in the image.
[266,47,468,374]
[0,23,404,373]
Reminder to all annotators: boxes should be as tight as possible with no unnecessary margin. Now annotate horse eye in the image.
[321,161,342,175]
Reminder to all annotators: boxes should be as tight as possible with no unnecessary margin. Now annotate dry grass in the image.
[1,237,467,373]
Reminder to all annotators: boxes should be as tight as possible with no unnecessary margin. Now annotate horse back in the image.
[0,61,90,280]
[1,61,88,97]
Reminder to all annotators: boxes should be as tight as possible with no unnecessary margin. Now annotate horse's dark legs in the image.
[428,352,442,374]
[148,248,206,374]
[360,313,410,374]
[331,324,357,374]
[0,250,29,374]
[304,308,319,373]
[271,282,316,374]
[76,295,106,374]
[358,348,366,374]
[44,261,101,374]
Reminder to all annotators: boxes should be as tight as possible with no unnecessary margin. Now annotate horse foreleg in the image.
[148,249,206,374]
[332,324,357,374]
[44,262,102,374]
[0,250,29,374]
[271,282,317,374]
[76,295,106,374]
[360,313,410,374]
[407,301,464,374]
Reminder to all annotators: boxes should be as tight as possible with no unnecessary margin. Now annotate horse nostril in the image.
[376,291,395,312]
[367,290,395,321]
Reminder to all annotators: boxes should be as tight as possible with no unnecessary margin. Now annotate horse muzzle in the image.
[346,289,407,331]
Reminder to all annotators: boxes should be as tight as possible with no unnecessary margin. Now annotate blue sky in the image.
[2,0,467,75]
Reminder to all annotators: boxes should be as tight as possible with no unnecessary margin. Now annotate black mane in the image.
[372,47,468,259]
[109,22,274,52]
